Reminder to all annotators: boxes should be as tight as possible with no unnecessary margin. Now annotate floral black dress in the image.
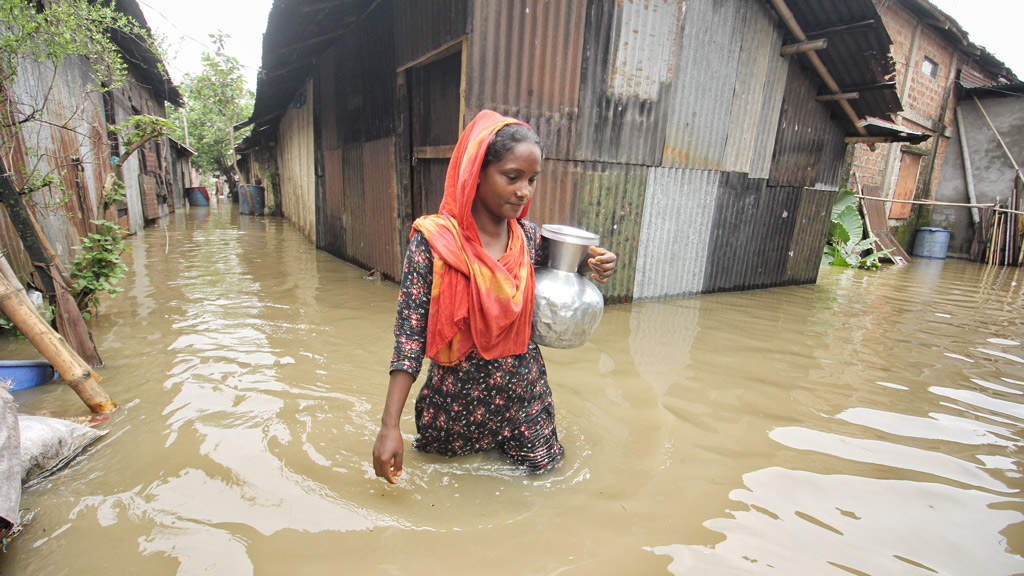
[390,220,564,472]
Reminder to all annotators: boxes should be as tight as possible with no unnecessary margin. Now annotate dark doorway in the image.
[408,50,462,219]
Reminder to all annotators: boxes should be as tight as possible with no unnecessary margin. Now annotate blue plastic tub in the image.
[186,187,210,207]
[912,227,951,259]
[0,360,59,391]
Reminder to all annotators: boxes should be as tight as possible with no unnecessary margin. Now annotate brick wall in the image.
[846,0,1002,216]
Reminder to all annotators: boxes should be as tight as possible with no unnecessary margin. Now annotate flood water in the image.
[2,201,1023,575]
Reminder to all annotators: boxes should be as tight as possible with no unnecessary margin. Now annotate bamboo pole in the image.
[854,195,1024,216]
[771,0,868,136]
[955,107,981,226]
[991,201,1002,267]
[0,253,24,302]
[0,267,115,413]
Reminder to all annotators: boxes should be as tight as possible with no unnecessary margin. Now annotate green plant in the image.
[823,189,890,269]
[71,219,128,314]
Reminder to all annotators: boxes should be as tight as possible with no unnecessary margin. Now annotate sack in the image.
[18,414,106,487]
[0,389,20,535]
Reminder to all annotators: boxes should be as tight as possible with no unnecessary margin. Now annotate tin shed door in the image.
[409,50,463,219]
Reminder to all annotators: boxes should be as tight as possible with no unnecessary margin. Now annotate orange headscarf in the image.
[411,110,536,365]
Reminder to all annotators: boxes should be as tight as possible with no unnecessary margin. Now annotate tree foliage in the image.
[0,0,150,128]
[172,32,253,187]
[0,0,164,316]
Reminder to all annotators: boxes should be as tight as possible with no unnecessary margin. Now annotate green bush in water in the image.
[823,190,890,269]
[71,219,128,315]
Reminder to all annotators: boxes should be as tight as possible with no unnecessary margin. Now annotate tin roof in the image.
[773,0,903,122]
[249,0,378,128]
[112,0,183,107]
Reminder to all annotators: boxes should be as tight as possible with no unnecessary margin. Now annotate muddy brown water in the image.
[1,202,1023,575]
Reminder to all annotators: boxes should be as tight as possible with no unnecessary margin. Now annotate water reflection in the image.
[648,467,1023,575]
[1,206,1022,575]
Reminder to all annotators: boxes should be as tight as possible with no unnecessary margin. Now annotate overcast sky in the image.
[929,0,1024,77]
[138,0,1024,92]
[138,0,273,90]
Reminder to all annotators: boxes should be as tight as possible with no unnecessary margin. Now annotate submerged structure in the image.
[0,0,187,278]
[843,0,1015,259]
[240,0,925,302]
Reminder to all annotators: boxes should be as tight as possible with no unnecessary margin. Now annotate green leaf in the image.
[830,189,858,221]
[835,205,864,245]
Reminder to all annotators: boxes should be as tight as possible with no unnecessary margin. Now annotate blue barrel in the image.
[238,185,266,216]
[912,227,950,259]
[0,360,59,391]
[186,187,210,207]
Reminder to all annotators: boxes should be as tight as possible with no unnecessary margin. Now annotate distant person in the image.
[372,110,616,482]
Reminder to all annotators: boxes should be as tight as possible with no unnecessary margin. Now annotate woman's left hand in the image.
[587,246,617,284]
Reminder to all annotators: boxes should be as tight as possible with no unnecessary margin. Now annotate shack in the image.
[242,0,920,302]
[843,0,1015,259]
[0,0,183,280]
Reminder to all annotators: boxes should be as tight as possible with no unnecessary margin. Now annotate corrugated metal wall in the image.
[339,138,401,280]
[466,0,586,160]
[634,169,720,301]
[769,59,845,190]
[721,3,788,176]
[268,0,864,302]
[321,147,346,255]
[786,188,837,285]
[664,0,744,171]
[574,0,676,165]
[278,78,317,243]
[3,55,113,274]
[746,185,802,289]
[393,0,468,68]
[363,137,401,280]
[332,1,396,146]
[702,173,765,293]
[575,162,649,304]
[318,44,346,257]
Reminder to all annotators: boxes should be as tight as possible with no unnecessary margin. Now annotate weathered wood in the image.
[845,137,892,145]
[816,92,859,101]
[413,145,457,160]
[782,39,828,56]
[0,160,56,297]
[804,19,877,39]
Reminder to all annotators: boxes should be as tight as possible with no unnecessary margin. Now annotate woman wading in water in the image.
[372,110,617,482]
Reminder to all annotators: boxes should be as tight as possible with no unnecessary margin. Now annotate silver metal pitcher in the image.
[531,224,605,348]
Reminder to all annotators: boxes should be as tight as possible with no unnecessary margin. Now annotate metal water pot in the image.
[531,224,605,348]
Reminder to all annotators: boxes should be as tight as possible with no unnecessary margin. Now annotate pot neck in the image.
[547,238,592,273]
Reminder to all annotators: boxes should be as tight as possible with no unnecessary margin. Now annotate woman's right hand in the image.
[373,424,404,484]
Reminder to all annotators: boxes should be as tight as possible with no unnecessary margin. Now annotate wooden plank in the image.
[781,39,827,56]
[889,153,921,219]
[860,184,910,264]
[413,145,456,160]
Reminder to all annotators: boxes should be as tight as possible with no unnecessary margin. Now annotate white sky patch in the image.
[139,0,274,90]
[930,0,1024,77]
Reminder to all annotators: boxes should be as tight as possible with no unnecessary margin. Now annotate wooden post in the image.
[0,267,115,413]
